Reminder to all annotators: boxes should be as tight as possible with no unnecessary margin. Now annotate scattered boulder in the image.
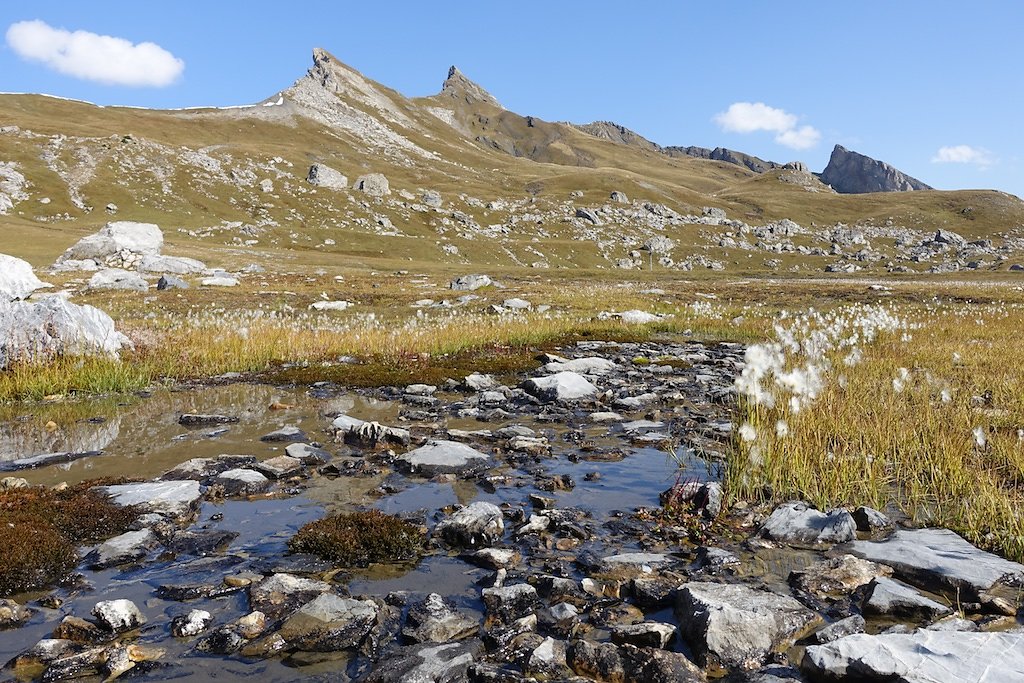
[307,163,348,190]
[435,501,504,547]
[200,276,239,287]
[0,296,131,369]
[54,221,164,270]
[802,630,1024,681]
[396,440,491,477]
[522,371,598,402]
[482,583,538,624]
[421,189,443,208]
[0,254,48,300]
[309,300,354,312]
[852,505,894,533]
[88,268,148,292]
[789,554,891,599]
[259,425,307,443]
[450,274,493,291]
[576,208,602,225]
[138,254,207,275]
[849,527,1024,598]
[677,581,820,670]
[354,173,390,196]
[759,501,856,545]
[156,274,189,290]
[214,468,271,496]
[543,356,617,375]
[610,190,629,203]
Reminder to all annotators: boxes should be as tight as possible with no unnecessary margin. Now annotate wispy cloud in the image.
[5,20,184,87]
[932,145,995,168]
[713,102,821,150]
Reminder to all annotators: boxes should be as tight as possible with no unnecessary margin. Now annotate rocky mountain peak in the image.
[819,145,932,194]
[441,65,501,108]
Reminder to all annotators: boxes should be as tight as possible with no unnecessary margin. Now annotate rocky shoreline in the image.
[2,338,1023,682]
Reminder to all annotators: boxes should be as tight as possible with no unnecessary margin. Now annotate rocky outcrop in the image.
[0,254,48,301]
[306,163,348,190]
[819,145,932,194]
[54,221,163,270]
[440,66,501,108]
[666,145,785,174]
[0,296,131,369]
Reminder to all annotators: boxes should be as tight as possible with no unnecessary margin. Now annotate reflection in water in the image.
[4,384,403,486]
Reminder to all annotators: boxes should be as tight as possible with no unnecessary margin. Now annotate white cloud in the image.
[932,145,995,167]
[712,101,821,150]
[5,20,183,87]
[774,125,821,151]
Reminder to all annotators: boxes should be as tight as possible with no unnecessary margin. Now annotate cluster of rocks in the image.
[3,340,1023,681]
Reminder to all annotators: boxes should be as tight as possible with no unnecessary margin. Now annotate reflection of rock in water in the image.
[0,415,122,462]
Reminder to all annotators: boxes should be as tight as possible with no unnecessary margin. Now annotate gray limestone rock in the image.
[812,615,866,644]
[214,468,271,495]
[55,221,164,269]
[0,296,131,369]
[96,480,203,518]
[277,593,379,651]
[802,630,1024,681]
[759,501,856,545]
[92,600,146,632]
[402,593,479,643]
[397,440,491,477]
[522,371,598,402]
[819,145,932,194]
[354,173,390,196]
[450,274,493,291]
[849,528,1024,598]
[88,269,148,292]
[138,254,207,274]
[677,581,821,670]
[248,574,331,621]
[863,577,952,619]
[366,640,482,683]
[306,163,348,190]
[84,529,159,569]
[0,253,48,301]
[435,501,504,547]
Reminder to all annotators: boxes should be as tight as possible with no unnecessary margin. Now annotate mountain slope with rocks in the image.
[819,144,933,194]
[0,48,1022,276]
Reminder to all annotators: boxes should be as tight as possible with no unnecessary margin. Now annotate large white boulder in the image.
[0,296,132,369]
[138,254,207,275]
[307,163,348,190]
[88,268,148,292]
[0,254,48,301]
[55,221,163,270]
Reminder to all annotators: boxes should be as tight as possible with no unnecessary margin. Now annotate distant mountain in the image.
[819,145,932,194]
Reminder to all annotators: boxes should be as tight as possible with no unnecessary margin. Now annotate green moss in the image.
[0,481,141,596]
[288,510,424,567]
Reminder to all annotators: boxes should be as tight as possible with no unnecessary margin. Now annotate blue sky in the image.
[2,2,1021,197]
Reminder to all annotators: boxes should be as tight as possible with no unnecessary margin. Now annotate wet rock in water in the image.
[366,640,483,683]
[196,626,247,654]
[84,528,159,569]
[53,616,109,644]
[96,480,203,518]
[450,274,492,291]
[759,501,856,545]
[259,425,307,442]
[397,440,492,477]
[482,584,539,624]
[611,621,677,649]
[812,614,866,644]
[621,644,706,682]
[234,611,268,640]
[436,501,505,547]
[849,527,1024,598]
[926,615,979,632]
[155,583,230,602]
[164,529,239,556]
[567,639,628,682]
[284,442,332,464]
[525,636,571,678]
[214,468,271,495]
[589,551,673,578]
[92,599,146,632]
[277,593,379,651]
[631,575,683,609]
[252,455,303,479]
[693,546,740,572]
[802,630,1024,681]
[543,356,618,375]
[402,593,479,643]
[789,554,891,599]
[677,581,820,670]
[661,481,724,519]
[161,454,255,481]
[522,371,599,402]
[863,577,952,620]
[852,505,894,533]
[343,420,411,448]
[36,645,106,681]
[0,598,32,629]
[730,664,804,681]
[178,414,239,426]
[464,547,521,570]
[171,609,213,637]
[248,573,332,620]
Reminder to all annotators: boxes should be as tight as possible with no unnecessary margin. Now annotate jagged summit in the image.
[819,145,932,194]
[441,65,501,108]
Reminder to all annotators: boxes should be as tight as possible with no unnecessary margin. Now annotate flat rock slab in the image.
[0,450,103,472]
[542,357,618,375]
[252,455,303,479]
[96,480,202,518]
[848,528,1024,598]
[284,443,332,464]
[522,371,599,402]
[365,640,482,683]
[249,573,331,621]
[760,501,856,545]
[259,426,307,442]
[277,594,379,651]
[396,440,491,477]
[863,576,951,619]
[677,581,821,670]
[178,414,239,426]
[214,468,271,495]
[84,529,159,569]
[802,630,1024,682]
